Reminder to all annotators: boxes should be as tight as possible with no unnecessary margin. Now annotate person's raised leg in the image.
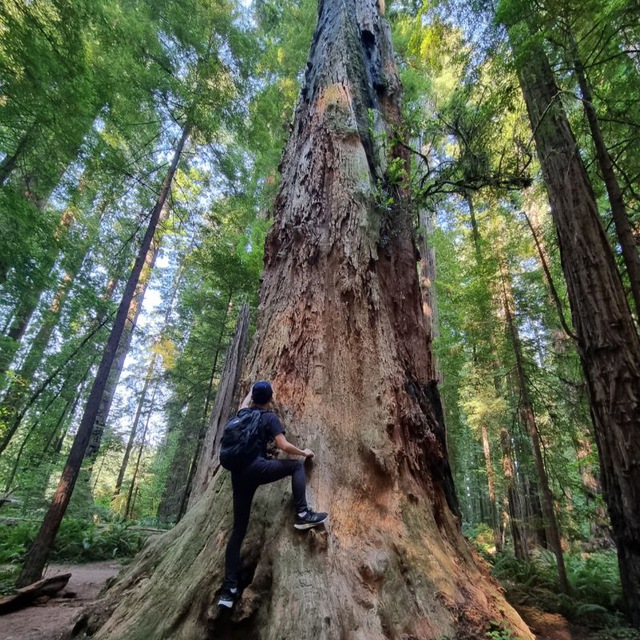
[243,457,327,530]
[244,457,307,511]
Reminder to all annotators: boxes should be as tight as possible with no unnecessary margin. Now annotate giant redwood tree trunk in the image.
[70,3,532,638]
[508,23,640,625]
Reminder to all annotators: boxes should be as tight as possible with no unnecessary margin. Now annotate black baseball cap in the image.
[252,381,273,405]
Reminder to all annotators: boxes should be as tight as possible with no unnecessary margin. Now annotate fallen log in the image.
[0,573,71,615]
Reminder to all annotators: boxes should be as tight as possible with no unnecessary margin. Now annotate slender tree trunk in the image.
[0,196,108,411]
[187,301,250,509]
[501,428,528,560]
[417,208,438,381]
[481,423,501,552]
[522,210,576,340]
[156,297,232,523]
[0,297,38,375]
[73,4,531,638]
[124,382,157,520]
[568,30,640,318]
[0,272,79,425]
[0,313,111,456]
[4,397,72,492]
[466,192,501,548]
[508,22,640,624]
[113,355,157,499]
[43,359,96,456]
[0,179,88,377]
[501,269,569,592]
[85,200,172,460]
[114,260,187,499]
[16,123,191,588]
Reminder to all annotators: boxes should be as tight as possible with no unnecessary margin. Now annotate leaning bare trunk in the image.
[16,124,191,588]
[188,301,250,509]
[508,24,640,624]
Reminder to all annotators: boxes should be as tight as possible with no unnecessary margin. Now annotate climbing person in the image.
[217,380,328,609]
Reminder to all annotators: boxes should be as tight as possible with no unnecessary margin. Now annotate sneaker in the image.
[217,587,238,609]
[294,509,328,530]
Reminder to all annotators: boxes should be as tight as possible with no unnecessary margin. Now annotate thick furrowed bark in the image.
[73,2,532,638]
[509,26,640,625]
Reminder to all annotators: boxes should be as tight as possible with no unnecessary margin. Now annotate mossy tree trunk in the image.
[71,2,533,638]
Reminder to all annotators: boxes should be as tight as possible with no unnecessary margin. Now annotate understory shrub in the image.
[0,517,145,566]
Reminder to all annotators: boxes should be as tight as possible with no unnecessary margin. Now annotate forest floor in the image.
[516,605,597,640]
[0,560,122,640]
[0,561,635,640]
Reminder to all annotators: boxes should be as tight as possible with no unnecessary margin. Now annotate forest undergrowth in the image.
[0,511,639,640]
[0,512,150,595]
[468,525,640,640]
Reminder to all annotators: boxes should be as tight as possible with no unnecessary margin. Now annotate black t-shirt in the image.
[257,410,285,458]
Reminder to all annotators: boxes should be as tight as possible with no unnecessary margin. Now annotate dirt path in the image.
[0,561,122,640]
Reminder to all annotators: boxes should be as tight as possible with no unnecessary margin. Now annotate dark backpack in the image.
[219,408,264,471]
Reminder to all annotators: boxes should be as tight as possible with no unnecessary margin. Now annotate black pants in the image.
[223,457,307,589]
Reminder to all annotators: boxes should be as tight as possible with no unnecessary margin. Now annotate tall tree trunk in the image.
[0,197,105,426]
[124,381,157,520]
[187,301,250,509]
[481,423,501,552]
[521,209,576,341]
[4,397,72,492]
[417,207,438,381]
[73,4,531,639]
[501,428,528,560]
[84,199,171,460]
[466,192,501,549]
[114,260,187,499]
[0,313,111,456]
[567,31,640,318]
[0,179,86,378]
[501,268,569,592]
[16,123,191,588]
[112,354,157,499]
[507,22,640,624]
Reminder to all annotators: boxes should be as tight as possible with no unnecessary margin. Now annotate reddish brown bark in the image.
[568,30,640,318]
[69,3,532,639]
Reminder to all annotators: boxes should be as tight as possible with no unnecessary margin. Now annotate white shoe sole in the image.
[218,598,234,609]
[294,516,328,530]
